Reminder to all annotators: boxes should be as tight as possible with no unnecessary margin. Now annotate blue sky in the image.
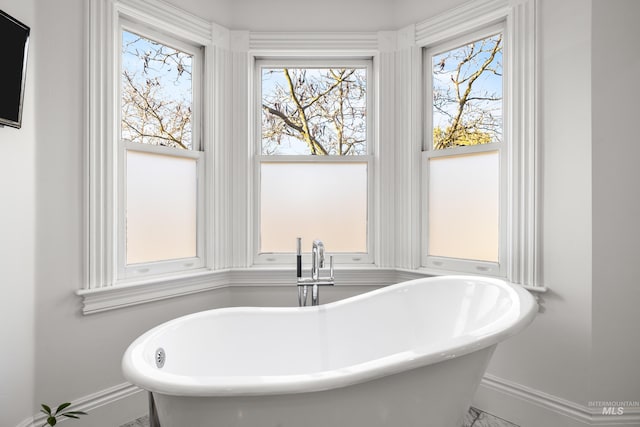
[122,30,192,88]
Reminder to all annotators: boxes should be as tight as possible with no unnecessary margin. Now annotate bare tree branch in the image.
[121,32,193,150]
[433,34,503,149]
[261,67,367,156]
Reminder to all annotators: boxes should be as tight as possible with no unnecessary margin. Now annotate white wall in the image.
[393,0,469,28]
[591,0,640,404]
[0,1,36,425]
[476,1,640,424]
[479,0,592,405]
[175,0,468,32]
[176,0,393,31]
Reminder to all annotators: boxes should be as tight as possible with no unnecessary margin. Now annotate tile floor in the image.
[462,407,519,427]
[120,407,519,427]
[120,417,149,427]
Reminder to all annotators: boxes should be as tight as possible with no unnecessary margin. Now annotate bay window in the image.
[82,0,541,314]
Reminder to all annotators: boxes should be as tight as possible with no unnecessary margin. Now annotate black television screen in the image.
[0,9,30,129]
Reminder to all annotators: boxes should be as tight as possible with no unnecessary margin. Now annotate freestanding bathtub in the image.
[122,276,537,427]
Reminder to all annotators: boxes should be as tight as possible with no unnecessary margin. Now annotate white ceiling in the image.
[169,0,470,32]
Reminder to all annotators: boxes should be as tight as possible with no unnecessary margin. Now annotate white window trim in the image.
[85,0,217,292]
[413,0,543,290]
[421,23,508,277]
[252,57,376,266]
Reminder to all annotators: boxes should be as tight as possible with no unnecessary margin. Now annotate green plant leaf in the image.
[63,411,88,416]
[41,404,52,415]
[47,416,57,426]
[55,402,71,414]
[62,414,79,419]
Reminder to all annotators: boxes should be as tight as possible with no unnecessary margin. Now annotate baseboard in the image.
[16,382,142,427]
[479,374,640,426]
[16,375,640,427]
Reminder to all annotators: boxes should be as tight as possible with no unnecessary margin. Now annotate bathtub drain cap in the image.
[155,348,166,369]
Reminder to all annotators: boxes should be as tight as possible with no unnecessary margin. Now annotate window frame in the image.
[421,23,508,277]
[252,57,376,266]
[117,20,207,280]
[87,0,216,291]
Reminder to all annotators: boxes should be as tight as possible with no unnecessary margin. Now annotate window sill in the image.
[76,269,231,314]
[77,266,546,315]
[397,267,548,293]
[77,267,400,314]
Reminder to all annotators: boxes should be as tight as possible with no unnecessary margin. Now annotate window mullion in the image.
[425,142,502,159]
[123,140,204,159]
[257,154,373,163]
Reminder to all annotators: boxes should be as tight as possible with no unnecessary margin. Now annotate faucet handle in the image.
[329,255,334,280]
[316,240,325,268]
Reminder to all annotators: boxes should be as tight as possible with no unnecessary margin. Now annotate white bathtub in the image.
[122,276,537,427]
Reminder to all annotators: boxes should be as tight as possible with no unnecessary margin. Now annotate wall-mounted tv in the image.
[0,9,30,129]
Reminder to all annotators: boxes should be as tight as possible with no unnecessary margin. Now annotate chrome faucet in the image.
[311,240,324,281]
[296,238,334,306]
